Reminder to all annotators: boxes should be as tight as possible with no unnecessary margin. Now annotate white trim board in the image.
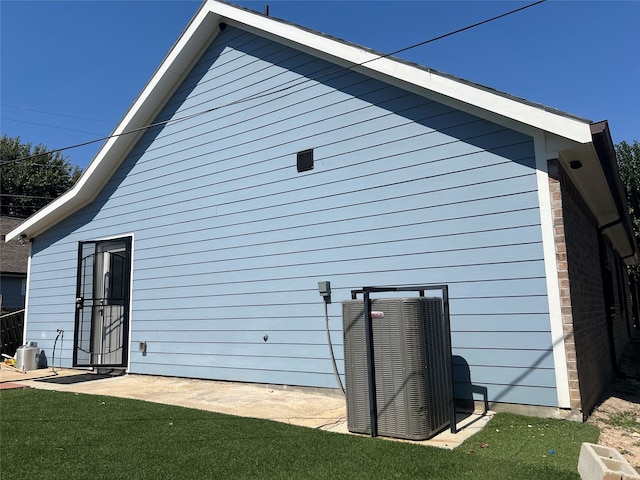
[534,135,571,409]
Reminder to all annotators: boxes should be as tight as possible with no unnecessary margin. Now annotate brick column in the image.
[548,159,582,411]
[548,159,612,415]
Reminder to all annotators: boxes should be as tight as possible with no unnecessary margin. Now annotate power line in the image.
[378,0,547,60]
[0,156,80,169]
[1,116,107,137]
[2,0,546,166]
[1,103,115,124]
[0,193,57,200]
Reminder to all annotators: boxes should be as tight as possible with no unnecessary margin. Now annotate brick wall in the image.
[548,160,612,415]
[607,242,633,361]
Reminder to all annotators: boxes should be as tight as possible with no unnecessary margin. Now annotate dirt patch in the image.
[587,377,640,472]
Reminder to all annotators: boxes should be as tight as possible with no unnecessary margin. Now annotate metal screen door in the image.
[74,238,131,368]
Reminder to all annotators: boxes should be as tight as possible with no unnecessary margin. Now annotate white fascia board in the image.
[215,1,593,144]
[362,60,593,144]
[6,5,221,242]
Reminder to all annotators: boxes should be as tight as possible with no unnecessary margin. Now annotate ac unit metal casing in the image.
[342,297,451,440]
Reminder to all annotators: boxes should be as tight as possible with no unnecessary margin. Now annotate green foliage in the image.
[616,140,640,244]
[0,389,599,480]
[0,134,82,217]
[616,140,640,282]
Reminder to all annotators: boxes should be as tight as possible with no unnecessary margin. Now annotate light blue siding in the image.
[26,26,557,406]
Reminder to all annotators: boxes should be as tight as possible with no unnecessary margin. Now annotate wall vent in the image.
[296,149,314,172]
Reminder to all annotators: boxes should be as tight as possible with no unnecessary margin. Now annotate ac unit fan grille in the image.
[342,297,451,440]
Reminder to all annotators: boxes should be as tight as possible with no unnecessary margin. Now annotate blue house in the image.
[7,1,637,420]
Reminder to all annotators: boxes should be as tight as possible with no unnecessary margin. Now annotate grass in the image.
[602,410,640,434]
[0,389,598,479]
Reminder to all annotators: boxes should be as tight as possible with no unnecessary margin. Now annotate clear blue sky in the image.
[1,0,638,170]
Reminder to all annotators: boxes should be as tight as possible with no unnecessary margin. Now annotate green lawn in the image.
[0,389,598,479]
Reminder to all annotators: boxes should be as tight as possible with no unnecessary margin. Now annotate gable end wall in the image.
[24,26,559,409]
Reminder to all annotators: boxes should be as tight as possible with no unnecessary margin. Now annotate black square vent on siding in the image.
[297,149,314,172]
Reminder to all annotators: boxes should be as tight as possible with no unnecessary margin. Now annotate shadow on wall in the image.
[453,355,489,413]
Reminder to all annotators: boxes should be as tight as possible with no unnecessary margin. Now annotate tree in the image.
[616,140,640,242]
[616,140,640,287]
[0,135,82,218]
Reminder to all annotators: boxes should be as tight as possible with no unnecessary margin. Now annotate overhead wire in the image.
[1,103,115,124]
[0,194,57,200]
[0,116,107,137]
[1,0,546,167]
[139,0,548,147]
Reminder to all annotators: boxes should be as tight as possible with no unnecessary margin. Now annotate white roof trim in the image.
[7,0,596,241]
[212,0,592,144]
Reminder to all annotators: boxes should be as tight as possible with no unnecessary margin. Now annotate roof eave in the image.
[4,0,606,243]
[552,122,638,266]
[590,121,638,265]
[6,3,222,242]
[218,1,594,144]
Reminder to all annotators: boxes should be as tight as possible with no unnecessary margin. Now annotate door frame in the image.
[73,236,133,369]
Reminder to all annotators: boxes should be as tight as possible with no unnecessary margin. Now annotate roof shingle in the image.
[1,217,29,274]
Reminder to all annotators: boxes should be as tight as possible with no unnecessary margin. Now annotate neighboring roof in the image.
[5,0,637,264]
[0,217,29,274]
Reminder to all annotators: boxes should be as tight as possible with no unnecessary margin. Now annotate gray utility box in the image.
[342,297,451,440]
[15,344,40,371]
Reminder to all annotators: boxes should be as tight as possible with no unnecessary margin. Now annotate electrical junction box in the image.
[318,281,331,297]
